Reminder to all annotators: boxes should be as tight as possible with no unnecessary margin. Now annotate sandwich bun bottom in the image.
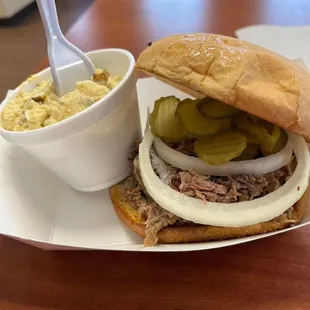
[109,179,309,244]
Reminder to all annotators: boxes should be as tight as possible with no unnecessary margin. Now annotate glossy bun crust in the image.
[109,181,308,245]
[137,33,310,140]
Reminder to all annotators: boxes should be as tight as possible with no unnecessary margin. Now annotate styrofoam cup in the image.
[0,49,141,192]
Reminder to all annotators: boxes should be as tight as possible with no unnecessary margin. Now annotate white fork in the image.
[36,0,95,96]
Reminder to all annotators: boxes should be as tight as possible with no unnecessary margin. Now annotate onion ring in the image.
[154,137,293,176]
[139,130,309,227]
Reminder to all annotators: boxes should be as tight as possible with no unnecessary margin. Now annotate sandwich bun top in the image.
[136,33,310,140]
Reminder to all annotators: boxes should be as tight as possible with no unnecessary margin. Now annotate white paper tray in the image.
[1,77,310,252]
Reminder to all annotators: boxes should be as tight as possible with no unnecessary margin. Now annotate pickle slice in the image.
[194,131,247,165]
[253,117,288,155]
[232,126,260,161]
[233,113,288,156]
[149,96,186,141]
[198,97,240,119]
[235,129,260,145]
[176,99,231,138]
[149,111,160,137]
[260,126,288,156]
[232,143,260,161]
[233,114,268,142]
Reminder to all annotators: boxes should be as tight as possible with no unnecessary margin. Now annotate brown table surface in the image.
[2,0,310,309]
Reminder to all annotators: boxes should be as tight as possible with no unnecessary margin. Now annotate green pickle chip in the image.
[234,129,260,145]
[176,98,231,138]
[150,95,287,162]
[232,144,260,161]
[260,126,288,156]
[233,114,287,155]
[194,131,247,165]
[233,114,268,141]
[198,98,240,119]
[149,96,186,141]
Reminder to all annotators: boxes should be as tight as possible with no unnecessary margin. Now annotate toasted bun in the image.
[136,33,310,140]
[109,181,309,245]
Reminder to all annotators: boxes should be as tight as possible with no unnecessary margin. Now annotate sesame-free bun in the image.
[137,33,310,140]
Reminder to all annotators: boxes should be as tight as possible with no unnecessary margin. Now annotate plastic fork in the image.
[36,0,95,96]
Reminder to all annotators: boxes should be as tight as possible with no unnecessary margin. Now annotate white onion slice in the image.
[154,137,293,176]
[139,130,309,227]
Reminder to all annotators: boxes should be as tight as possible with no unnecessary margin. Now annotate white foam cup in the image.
[0,49,141,192]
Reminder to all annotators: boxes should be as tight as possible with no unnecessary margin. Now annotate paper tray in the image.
[1,77,309,252]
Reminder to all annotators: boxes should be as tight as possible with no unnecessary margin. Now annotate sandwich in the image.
[109,33,310,246]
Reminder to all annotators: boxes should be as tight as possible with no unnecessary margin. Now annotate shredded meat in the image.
[139,202,179,246]
[133,156,146,192]
[127,141,140,161]
[167,139,195,156]
[123,177,182,246]
[178,171,228,194]
[150,149,177,184]
[124,150,294,246]
[123,177,145,208]
[169,161,293,203]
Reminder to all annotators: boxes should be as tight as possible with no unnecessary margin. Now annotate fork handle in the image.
[36,0,95,95]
